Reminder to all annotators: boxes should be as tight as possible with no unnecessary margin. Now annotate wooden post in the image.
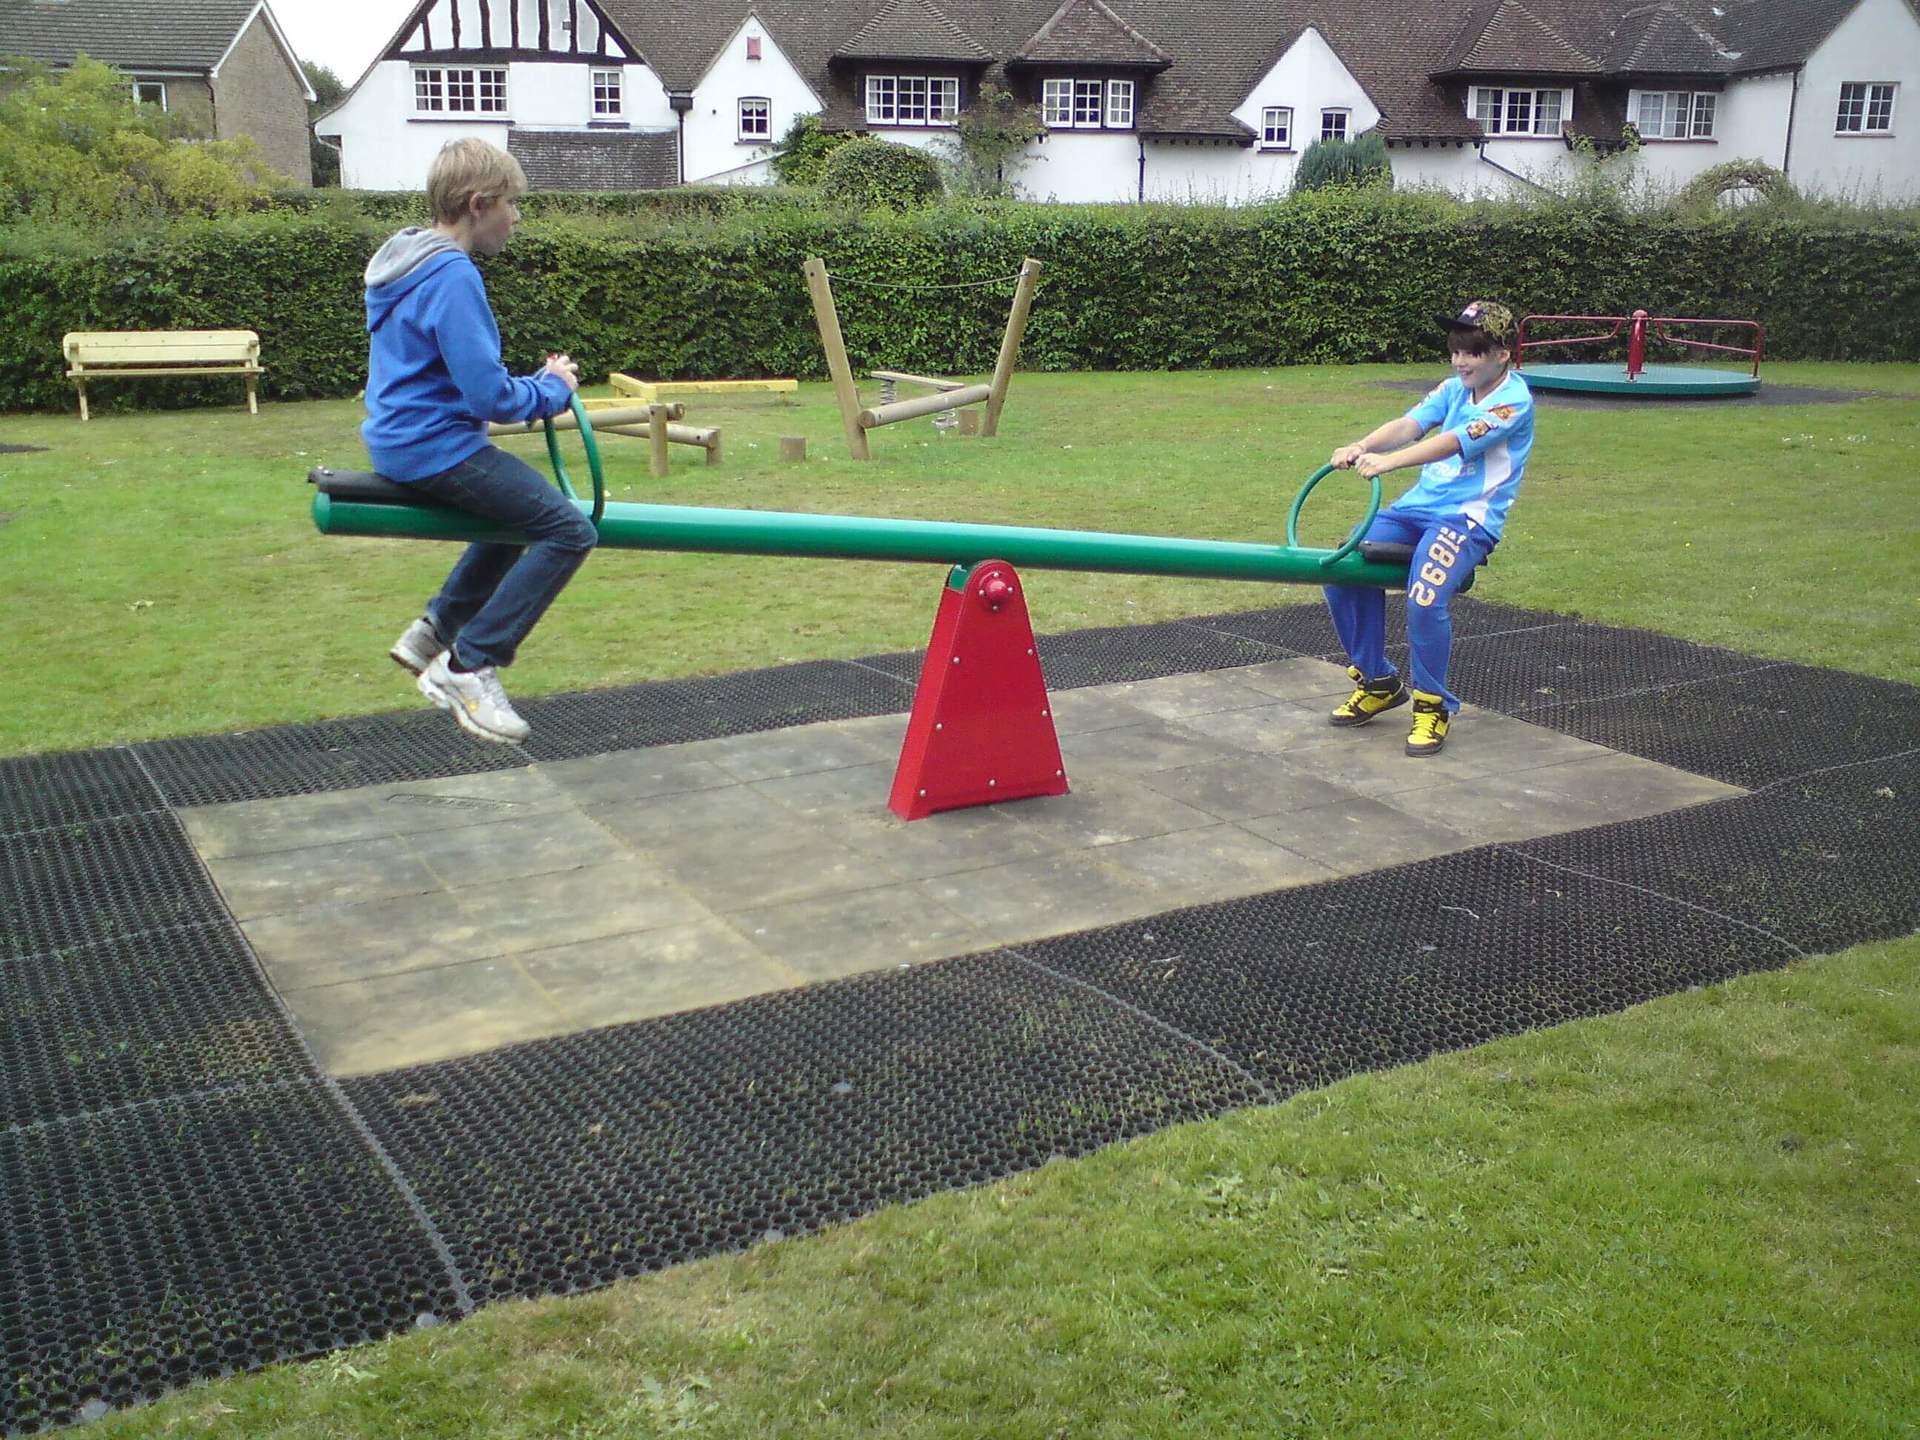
[780,436,807,462]
[648,403,671,478]
[957,408,979,435]
[705,428,723,466]
[803,256,871,461]
[75,378,89,422]
[981,257,1041,438]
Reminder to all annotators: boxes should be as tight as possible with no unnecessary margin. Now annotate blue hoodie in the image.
[361,227,573,481]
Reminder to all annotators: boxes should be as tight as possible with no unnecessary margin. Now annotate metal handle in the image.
[1286,463,1381,568]
[542,395,606,527]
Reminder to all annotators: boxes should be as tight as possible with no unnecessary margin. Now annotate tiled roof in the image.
[1438,0,1603,74]
[578,0,1901,146]
[833,0,990,62]
[0,0,264,72]
[506,129,680,190]
[1014,0,1171,68]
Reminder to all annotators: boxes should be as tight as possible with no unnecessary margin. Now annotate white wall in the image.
[684,16,823,184]
[1707,70,1792,170]
[1229,26,1381,152]
[319,58,674,189]
[1788,0,1920,199]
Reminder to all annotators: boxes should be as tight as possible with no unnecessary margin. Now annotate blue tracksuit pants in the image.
[1322,510,1497,712]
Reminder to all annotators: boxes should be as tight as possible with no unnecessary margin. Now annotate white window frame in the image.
[133,80,168,110]
[590,68,623,118]
[413,65,508,116]
[1469,85,1571,137]
[1260,106,1292,149]
[1042,76,1138,130]
[1632,89,1716,139]
[1836,81,1897,134]
[865,73,961,127]
[738,96,771,141]
[1320,108,1349,142]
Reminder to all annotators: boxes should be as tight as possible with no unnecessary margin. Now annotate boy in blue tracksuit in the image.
[1322,300,1534,756]
[364,138,593,745]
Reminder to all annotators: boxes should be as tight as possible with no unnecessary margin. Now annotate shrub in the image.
[771,113,856,187]
[1674,159,1798,211]
[1292,132,1393,194]
[819,139,944,210]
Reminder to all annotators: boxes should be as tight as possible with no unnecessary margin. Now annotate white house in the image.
[314,0,1920,202]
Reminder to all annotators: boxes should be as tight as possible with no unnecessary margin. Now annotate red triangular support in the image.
[888,560,1069,820]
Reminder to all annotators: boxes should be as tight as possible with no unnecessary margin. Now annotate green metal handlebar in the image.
[541,395,606,527]
[1285,462,1381,568]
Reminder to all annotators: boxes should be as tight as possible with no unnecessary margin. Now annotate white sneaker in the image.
[389,617,448,678]
[417,654,531,745]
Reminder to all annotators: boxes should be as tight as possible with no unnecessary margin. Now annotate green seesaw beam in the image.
[310,482,1413,590]
[311,397,1425,590]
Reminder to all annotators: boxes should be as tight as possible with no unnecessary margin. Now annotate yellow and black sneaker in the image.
[1329,665,1409,727]
[1405,691,1451,756]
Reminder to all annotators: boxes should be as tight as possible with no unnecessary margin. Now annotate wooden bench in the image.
[63,330,264,421]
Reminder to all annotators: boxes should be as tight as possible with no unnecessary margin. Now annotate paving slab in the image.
[182,656,1745,1075]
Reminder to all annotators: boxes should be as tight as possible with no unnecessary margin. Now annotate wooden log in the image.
[858,383,991,430]
[648,403,670,478]
[780,436,807,462]
[601,422,720,449]
[488,402,682,435]
[867,369,966,392]
[957,408,980,435]
[803,257,871,461]
[982,257,1041,438]
[608,377,797,401]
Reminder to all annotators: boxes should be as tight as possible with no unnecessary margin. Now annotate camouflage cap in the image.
[1440,300,1516,348]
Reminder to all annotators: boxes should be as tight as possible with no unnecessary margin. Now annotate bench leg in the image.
[75,381,89,422]
[246,376,258,415]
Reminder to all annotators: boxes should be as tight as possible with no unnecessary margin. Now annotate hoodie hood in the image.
[365,228,466,332]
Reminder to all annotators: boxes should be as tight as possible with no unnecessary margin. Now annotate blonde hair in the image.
[426,138,527,224]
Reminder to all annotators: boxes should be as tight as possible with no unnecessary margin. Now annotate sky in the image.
[272,0,400,87]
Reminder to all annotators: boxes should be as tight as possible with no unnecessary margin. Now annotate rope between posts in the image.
[823,270,1026,291]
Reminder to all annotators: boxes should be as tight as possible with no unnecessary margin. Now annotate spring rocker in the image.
[309,401,1445,820]
[1517,310,1764,397]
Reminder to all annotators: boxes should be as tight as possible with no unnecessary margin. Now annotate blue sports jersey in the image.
[1388,370,1535,539]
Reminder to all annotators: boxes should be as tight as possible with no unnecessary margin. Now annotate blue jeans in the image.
[1322,510,1496,712]
[405,445,597,670]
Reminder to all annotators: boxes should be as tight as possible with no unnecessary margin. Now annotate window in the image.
[1321,109,1349,141]
[1470,86,1569,136]
[413,66,507,115]
[746,36,762,60]
[1633,90,1715,139]
[865,73,960,125]
[738,96,771,140]
[1836,82,1896,133]
[133,81,167,109]
[1260,106,1292,148]
[590,68,623,118]
[1042,77,1138,129]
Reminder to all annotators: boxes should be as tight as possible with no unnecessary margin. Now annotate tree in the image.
[0,54,280,223]
[771,112,854,186]
[940,83,1044,198]
[819,138,944,210]
[302,60,346,187]
[1292,131,1392,194]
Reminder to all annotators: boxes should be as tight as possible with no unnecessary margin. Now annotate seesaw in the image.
[310,399,1444,819]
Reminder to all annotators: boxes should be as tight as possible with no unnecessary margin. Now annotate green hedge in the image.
[3,192,1916,412]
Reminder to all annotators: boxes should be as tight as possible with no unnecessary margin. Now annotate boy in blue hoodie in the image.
[365,138,592,745]
[1322,301,1534,756]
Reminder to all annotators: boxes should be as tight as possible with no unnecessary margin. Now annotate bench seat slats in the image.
[61,329,262,419]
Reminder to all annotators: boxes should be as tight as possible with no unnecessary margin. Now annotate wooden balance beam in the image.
[803,256,1041,461]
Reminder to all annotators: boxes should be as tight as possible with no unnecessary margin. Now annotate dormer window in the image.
[1470,86,1569,137]
[1633,90,1715,139]
[1042,77,1136,130]
[1260,107,1292,149]
[865,74,960,126]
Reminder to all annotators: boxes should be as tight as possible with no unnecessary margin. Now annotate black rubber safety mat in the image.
[346,953,1263,1306]
[1188,594,1569,660]
[1519,788,1920,958]
[1526,662,1920,790]
[0,922,314,1130]
[1,812,229,962]
[1013,841,1798,1091]
[0,747,162,839]
[0,1085,465,1436]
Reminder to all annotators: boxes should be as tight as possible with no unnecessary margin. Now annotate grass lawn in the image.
[1,362,1916,756]
[4,364,1917,1437]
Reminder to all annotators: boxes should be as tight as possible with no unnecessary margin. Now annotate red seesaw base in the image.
[888,559,1069,821]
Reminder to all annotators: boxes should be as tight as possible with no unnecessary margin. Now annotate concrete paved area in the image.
[179,657,1741,1076]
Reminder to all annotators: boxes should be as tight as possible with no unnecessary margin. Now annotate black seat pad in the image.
[1359,541,1416,566]
[306,466,437,506]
